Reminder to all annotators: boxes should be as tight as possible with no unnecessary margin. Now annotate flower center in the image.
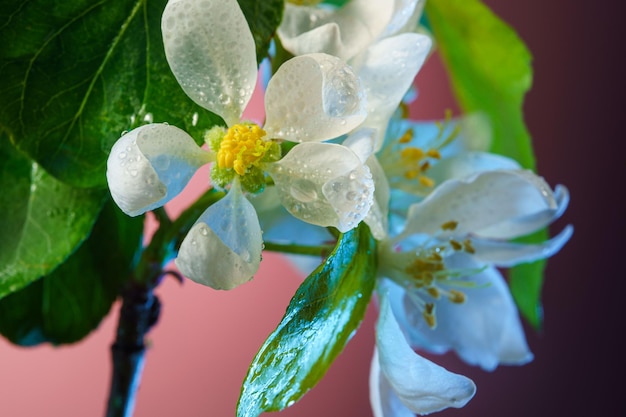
[385,220,482,329]
[217,124,271,176]
[379,115,460,195]
[287,0,323,5]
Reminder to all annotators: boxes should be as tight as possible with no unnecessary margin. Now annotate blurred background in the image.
[0,0,622,416]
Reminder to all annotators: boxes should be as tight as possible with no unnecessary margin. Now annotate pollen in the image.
[447,289,466,304]
[441,220,458,231]
[217,124,270,176]
[463,239,476,254]
[418,176,435,188]
[399,129,414,143]
[423,303,437,328]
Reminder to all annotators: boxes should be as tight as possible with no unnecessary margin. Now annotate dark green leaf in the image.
[425,0,547,327]
[0,201,143,345]
[0,0,222,189]
[0,132,106,299]
[237,0,284,64]
[237,223,377,417]
[425,0,536,169]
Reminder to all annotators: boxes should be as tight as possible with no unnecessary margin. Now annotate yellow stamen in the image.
[423,303,437,328]
[449,239,463,251]
[427,287,441,299]
[399,129,414,143]
[448,289,466,304]
[401,147,425,161]
[418,176,435,188]
[287,0,322,4]
[441,220,458,231]
[463,239,476,254]
[404,169,420,180]
[427,149,441,159]
[217,124,269,176]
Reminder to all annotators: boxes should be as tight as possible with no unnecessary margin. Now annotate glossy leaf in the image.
[237,223,377,417]
[0,133,106,299]
[237,0,285,64]
[425,0,535,169]
[425,0,546,327]
[0,0,222,188]
[0,201,143,345]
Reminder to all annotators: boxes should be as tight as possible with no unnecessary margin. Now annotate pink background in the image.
[1,1,621,416]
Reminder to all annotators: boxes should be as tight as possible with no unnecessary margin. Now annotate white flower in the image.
[278,0,432,149]
[106,123,213,217]
[278,0,423,61]
[106,0,374,289]
[370,290,476,416]
[378,169,573,370]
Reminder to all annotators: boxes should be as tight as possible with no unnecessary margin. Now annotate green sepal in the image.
[0,133,106,299]
[0,200,143,345]
[0,0,222,189]
[237,0,285,64]
[237,223,377,417]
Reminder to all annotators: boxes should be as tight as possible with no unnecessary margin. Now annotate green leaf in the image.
[425,0,535,169]
[0,201,143,346]
[237,223,377,417]
[0,0,222,189]
[507,230,548,329]
[0,133,106,299]
[237,0,284,64]
[425,0,546,327]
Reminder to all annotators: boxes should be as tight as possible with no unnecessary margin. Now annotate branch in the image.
[105,285,160,417]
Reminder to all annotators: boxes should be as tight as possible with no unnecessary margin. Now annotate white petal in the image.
[106,124,209,216]
[249,187,333,277]
[343,128,377,163]
[427,152,521,184]
[396,257,533,371]
[175,181,262,290]
[398,170,561,242]
[376,291,476,414]
[380,0,424,37]
[162,0,257,126]
[473,224,574,266]
[364,155,390,240]
[370,350,420,417]
[354,33,431,150]
[278,0,394,61]
[340,131,387,237]
[268,142,374,232]
[264,54,367,142]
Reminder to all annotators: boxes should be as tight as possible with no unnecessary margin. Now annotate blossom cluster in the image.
[105,0,572,415]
